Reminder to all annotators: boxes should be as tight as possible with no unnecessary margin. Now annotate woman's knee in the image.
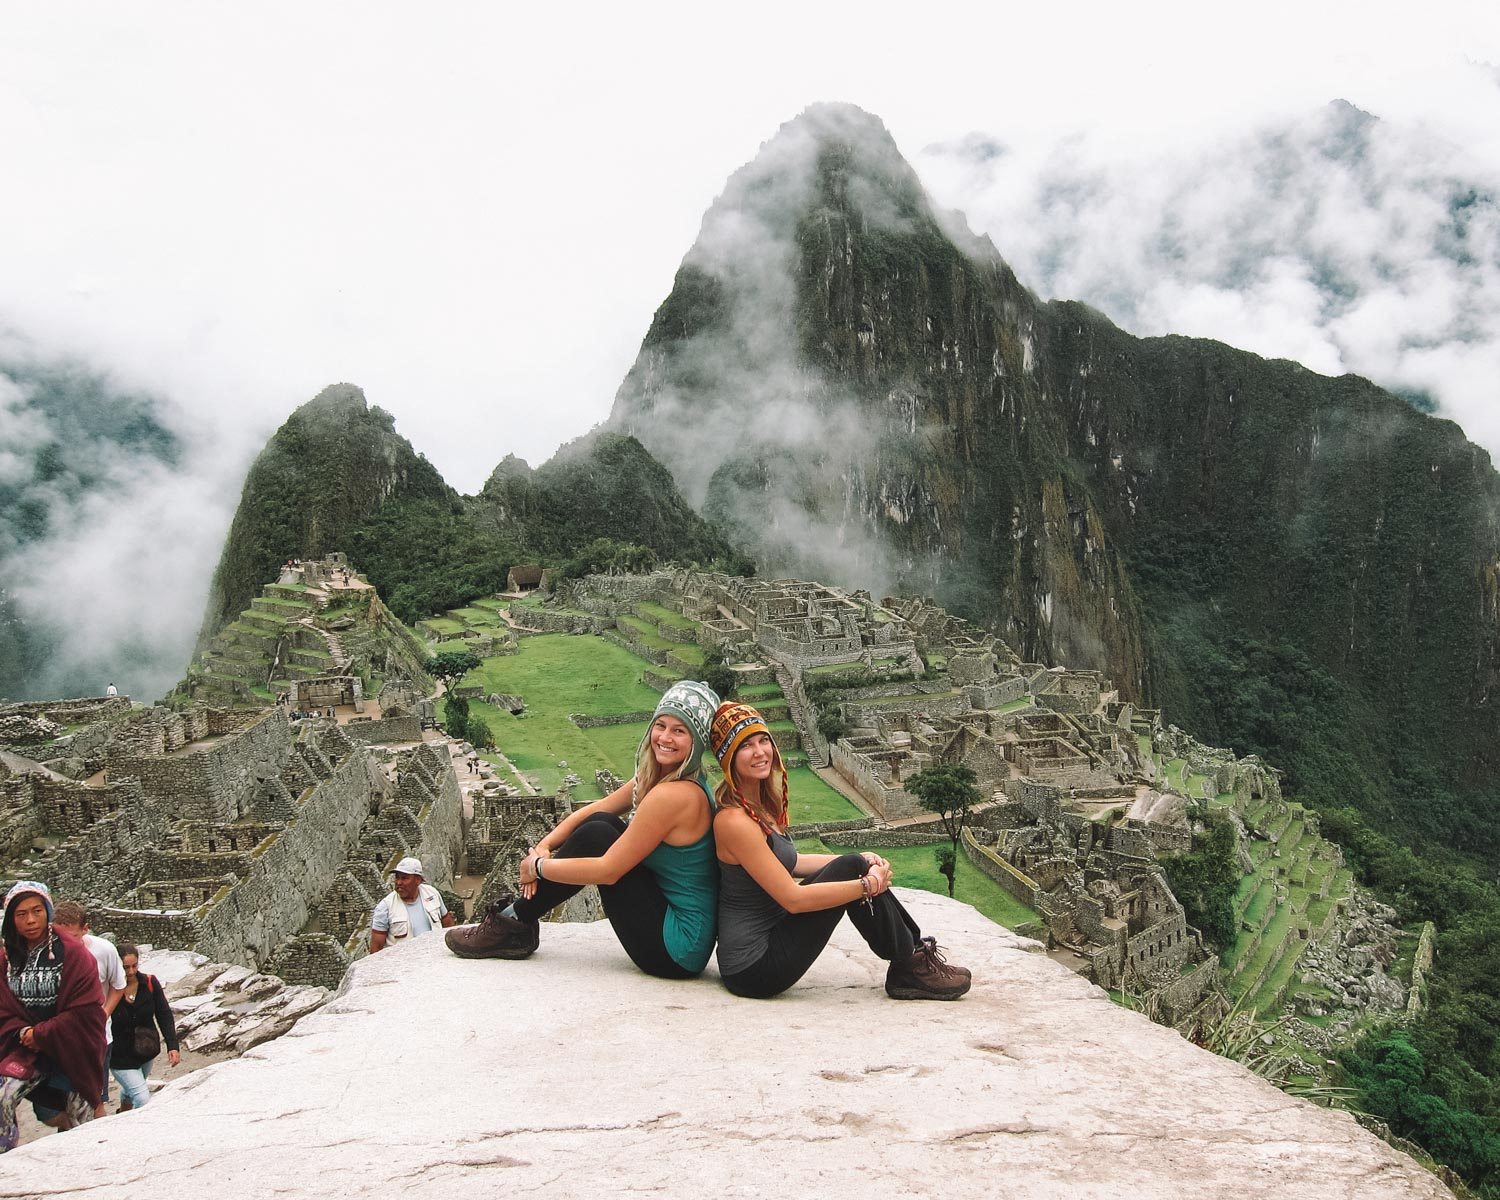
[562,813,625,855]
[822,853,869,883]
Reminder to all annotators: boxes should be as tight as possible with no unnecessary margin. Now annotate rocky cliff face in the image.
[609,103,1148,692]
[609,103,1500,854]
[0,891,1451,1199]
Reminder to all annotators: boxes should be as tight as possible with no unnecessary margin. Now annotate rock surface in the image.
[1,891,1449,1198]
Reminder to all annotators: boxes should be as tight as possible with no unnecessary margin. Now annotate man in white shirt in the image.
[53,900,127,1115]
[369,857,455,953]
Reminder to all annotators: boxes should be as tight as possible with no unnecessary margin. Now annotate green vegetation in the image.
[1160,812,1239,959]
[426,649,482,688]
[700,645,737,702]
[795,837,1038,931]
[905,763,980,898]
[459,634,662,799]
[786,767,862,824]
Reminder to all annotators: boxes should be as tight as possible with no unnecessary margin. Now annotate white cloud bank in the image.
[919,82,1500,453]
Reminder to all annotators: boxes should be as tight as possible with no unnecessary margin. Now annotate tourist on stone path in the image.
[446,680,721,977]
[369,858,457,953]
[709,702,972,1001]
[106,944,179,1111]
[0,882,107,1143]
[51,902,125,1109]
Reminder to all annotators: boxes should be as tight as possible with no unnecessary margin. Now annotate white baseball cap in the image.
[393,857,424,877]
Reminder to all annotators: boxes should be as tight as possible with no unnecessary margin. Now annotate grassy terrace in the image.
[451,606,504,626]
[736,683,785,701]
[849,689,963,709]
[636,601,696,632]
[461,634,662,800]
[796,836,1039,932]
[617,615,675,650]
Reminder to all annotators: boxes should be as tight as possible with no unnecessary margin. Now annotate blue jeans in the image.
[109,1058,153,1109]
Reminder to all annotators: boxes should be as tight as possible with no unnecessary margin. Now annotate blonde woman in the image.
[446,681,720,978]
[710,702,971,1000]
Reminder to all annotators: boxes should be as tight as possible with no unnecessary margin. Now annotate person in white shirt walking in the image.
[51,902,125,1114]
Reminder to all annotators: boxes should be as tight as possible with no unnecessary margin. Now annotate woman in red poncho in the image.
[0,880,106,1144]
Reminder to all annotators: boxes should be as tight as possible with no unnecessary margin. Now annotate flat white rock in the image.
[1,890,1450,1198]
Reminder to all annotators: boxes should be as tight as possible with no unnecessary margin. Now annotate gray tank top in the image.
[715,829,798,976]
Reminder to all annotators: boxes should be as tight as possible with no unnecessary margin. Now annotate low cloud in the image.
[0,341,246,701]
[918,91,1500,458]
[612,104,934,597]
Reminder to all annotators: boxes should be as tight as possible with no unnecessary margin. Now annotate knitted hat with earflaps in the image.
[710,701,789,835]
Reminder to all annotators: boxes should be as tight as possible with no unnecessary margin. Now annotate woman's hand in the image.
[168,1049,181,1067]
[861,852,891,872]
[518,846,550,899]
[864,863,893,896]
[18,1026,35,1049]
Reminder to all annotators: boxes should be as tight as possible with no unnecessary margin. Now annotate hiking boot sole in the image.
[444,928,537,960]
[886,979,972,1001]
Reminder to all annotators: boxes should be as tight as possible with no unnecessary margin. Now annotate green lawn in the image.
[787,768,863,823]
[636,601,696,632]
[452,606,503,626]
[618,614,675,650]
[462,634,662,799]
[851,690,963,709]
[736,683,784,700]
[795,837,1039,931]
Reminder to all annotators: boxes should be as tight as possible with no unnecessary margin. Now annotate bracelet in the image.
[860,875,873,898]
[534,856,546,881]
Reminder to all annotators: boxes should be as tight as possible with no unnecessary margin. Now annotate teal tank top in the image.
[641,778,719,972]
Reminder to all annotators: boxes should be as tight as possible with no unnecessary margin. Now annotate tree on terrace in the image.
[906,763,980,898]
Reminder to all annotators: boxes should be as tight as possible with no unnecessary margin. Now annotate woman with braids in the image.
[710,702,972,1001]
[446,680,721,978]
[0,881,106,1146]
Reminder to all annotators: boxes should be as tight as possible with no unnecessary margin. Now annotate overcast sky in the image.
[4,2,1500,700]
[4,1,1498,495]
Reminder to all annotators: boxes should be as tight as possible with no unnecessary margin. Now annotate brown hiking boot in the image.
[445,898,539,960]
[885,936,972,1000]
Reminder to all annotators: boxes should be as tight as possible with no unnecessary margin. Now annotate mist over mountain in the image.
[202,383,738,643]
[0,350,230,701]
[609,101,1500,859]
[919,98,1500,444]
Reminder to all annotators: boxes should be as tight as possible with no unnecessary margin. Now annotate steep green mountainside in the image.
[477,431,739,562]
[203,388,740,638]
[198,382,450,645]
[0,357,180,697]
[607,102,1500,862]
[1045,317,1500,851]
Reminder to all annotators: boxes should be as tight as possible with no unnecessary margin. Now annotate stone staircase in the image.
[774,663,828,768]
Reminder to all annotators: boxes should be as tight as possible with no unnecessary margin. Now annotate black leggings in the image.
[512,812,697,979]
[720,853,921,999]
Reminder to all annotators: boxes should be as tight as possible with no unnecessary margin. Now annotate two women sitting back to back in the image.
[447,682,970,1002]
